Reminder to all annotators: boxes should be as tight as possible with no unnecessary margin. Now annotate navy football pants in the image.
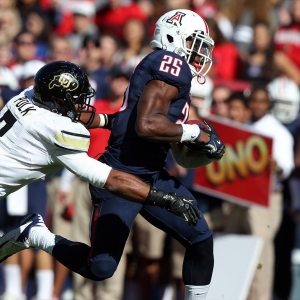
[52,169,214,284]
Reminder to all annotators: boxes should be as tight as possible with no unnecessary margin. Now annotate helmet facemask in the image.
[59,86,96,127]
[267,76,300,124]
[272,99,299,124]
[185,31,214,78]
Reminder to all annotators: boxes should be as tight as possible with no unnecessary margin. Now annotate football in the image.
[171,119,215,169]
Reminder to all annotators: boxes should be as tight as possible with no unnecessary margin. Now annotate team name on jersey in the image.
[14,97,36,116]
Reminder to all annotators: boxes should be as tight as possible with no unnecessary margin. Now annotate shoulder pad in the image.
[148,51,192,95]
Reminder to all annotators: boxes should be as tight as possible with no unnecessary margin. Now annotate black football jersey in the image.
[102,50,192,175]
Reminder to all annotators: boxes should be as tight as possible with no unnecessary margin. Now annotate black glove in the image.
[102,112,118,130]
[144,187,201,226]
[191,120,226,160]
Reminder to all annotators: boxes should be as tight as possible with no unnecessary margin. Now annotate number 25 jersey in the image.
[102,50,193,176]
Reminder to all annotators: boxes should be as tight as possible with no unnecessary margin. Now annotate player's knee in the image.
[89,257,118,280]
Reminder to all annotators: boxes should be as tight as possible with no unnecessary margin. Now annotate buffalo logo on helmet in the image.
[48,73,79,91]
[166,11,186,26]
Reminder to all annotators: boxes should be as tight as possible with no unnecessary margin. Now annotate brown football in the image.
[170,119,214,168]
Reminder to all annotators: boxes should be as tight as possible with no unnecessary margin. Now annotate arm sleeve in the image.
[51,150,112,189]
[39,114,91,152]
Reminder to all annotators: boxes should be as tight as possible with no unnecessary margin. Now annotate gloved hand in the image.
[192,120,226,160]
[144,187,201,226]
[101,112,118,130]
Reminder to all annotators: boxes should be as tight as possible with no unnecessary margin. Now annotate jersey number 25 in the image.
[159,55,182,77]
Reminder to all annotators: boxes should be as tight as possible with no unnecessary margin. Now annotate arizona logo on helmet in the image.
[166,11,186,26]
[48,73,79,91]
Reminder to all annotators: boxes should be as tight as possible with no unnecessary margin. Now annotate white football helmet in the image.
[150,9,214,77]
[190,76,213,116]
[267,76,300,124]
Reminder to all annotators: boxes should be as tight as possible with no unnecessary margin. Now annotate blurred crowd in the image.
[0,0,300,299]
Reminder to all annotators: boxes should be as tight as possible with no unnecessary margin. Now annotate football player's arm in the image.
[80,112,117,130]
[51,150,200,225]
[52,150,149,201]
[135,80,209,143]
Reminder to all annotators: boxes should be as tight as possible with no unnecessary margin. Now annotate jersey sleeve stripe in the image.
[53,143,85,152]
[54,133,90,151]
[61,130,90,138]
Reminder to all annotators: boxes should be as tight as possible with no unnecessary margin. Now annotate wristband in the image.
[98,114,108,128]
[144,187,164,206]
[180,124,201,142]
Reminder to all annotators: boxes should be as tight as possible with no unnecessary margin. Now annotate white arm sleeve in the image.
[51,150,112,189]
